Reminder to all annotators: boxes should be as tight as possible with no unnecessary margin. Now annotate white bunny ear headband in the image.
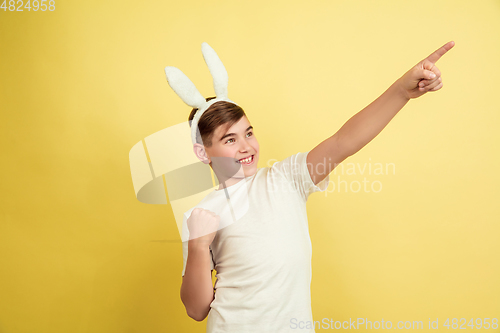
[164,42,238,146]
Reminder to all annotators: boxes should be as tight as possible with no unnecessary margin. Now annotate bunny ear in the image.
[164,66,206,109]
[201,42,229,99]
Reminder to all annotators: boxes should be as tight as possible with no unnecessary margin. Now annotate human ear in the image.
[193,143,210,164]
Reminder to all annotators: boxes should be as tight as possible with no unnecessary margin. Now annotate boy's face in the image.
[201,116,259,181]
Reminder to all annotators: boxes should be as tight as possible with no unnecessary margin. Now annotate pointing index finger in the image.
[426,41,455,64]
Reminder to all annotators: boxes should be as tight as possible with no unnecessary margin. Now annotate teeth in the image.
[238,155,253,164]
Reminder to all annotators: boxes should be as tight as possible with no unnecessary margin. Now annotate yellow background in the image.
[1,0,499,332]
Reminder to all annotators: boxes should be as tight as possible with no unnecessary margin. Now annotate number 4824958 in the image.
[1,0,55,11]
[443,318,499,330]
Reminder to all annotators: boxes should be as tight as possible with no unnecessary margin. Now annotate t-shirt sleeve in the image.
[270,150,330,202]
[181,211,215,277]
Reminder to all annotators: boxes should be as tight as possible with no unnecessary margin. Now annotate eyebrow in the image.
[219,126,253,142]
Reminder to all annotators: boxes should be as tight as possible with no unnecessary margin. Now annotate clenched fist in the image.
[187,208,220,246]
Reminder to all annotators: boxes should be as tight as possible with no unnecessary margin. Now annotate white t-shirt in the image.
[181,150,330,333]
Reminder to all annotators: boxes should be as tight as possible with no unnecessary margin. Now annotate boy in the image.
[167,41,455,332]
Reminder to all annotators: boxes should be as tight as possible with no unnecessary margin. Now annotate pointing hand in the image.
[398,41,455,99]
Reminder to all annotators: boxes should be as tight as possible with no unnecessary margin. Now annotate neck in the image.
[216,177,244,191]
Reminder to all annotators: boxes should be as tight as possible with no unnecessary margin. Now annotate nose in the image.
[239,140,252,153]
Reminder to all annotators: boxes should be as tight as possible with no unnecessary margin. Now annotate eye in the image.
[225,132,253,144]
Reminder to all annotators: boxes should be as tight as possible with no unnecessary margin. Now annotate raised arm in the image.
[307,41,455,186]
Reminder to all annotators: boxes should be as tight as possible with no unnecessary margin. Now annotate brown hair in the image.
[188,97,246,147]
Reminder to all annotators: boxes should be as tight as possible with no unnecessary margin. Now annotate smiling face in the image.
[194,115,259,189]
